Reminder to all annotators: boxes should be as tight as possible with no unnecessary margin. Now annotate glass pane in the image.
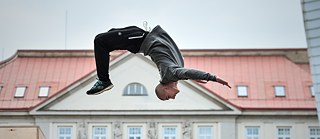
[39,86,50,97]
[124,83,147,95]
[15,86,26,97]
[237,86,248,96]
[274,86,285,96]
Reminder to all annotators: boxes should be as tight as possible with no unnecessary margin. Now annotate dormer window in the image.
[237,85,248,97]
[123,83,147,96]
[274,85,286,97]
[310,85,315,97]
[0,86,2,94]
[14,86,27,98]
[38,86,50,97]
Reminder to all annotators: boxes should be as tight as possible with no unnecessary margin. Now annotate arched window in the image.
[123,83,148,96]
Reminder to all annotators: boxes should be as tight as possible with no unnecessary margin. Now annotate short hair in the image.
[155,83,166,100]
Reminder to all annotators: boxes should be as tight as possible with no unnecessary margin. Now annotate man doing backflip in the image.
[86,25,231,101]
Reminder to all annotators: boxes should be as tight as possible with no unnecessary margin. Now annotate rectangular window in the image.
[309,127,320,139]
[163,126,177,139]
[274,85,286,97]
[38,86,50,97]
[58,126,72,139]
[277,127,290,139]
[246,127,259,139]
[14,86,27,97]
[310,85,315,97]
[237,85,248,97]
[198,126,213,139]
[128,126,142,139]
[93,126,108,139]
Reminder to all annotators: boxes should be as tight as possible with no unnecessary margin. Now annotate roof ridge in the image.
[181,48,309,63]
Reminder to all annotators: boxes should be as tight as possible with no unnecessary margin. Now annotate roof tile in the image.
[0,49,315,110]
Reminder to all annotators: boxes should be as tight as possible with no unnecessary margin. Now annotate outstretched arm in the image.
[173,67,231,88]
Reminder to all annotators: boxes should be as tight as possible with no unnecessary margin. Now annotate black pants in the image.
[94,26,148,82]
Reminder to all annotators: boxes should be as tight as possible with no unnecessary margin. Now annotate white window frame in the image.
[52,123,76,139]
[277,127,291,139]
[123,83,148,96]
[245,126,260,139]
[193,123,217,139]
[159,123,181,139]
[14,86,27,97]
[274,85,286,97]
[123,123,146,139]
[237,85,248,97]
[38,86,50,97]
[309,126,320,139]
[310,85,315,97]
[128,126,142,139]
[198,126,214,139]
[0,86,3,94]
[163,126,177,139]
[88,123,111,139]
[58,126,72,139]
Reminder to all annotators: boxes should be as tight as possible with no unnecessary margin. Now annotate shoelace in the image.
[92,80,104,88]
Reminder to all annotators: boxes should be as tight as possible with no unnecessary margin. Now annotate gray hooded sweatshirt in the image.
[139,25,216,84]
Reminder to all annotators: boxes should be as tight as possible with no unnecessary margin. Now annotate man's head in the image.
[155,82,180,101]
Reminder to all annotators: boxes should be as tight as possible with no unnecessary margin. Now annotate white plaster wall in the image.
[48,55,224,111]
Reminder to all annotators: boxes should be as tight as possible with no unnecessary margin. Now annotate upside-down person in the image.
[87,24,231,101]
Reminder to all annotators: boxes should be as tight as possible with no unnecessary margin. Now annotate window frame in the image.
[277,127,291,139]
[123,123,146,139]
[128,126,142,139]
[14,86,27,98]
[245,126,260,139]
[163,126,177,139]
[274,85,286,97]
[123,82,148,96]
[57,126,72,139]
[193,123,217,139]
[310,85,315,97]
[309,126,320,139]
[159,123,181,139]
[52,123,76,139]
[237,85,248,97]
[88,123,111,139]
[0,85,3,94]
[198,125,214,139]
[38,86,50,98]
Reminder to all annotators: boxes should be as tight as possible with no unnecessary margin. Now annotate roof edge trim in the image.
[0,51,18,68]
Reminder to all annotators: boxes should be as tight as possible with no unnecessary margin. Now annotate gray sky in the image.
[0,0,307,60]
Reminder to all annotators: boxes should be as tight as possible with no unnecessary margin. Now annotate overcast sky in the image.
[0,0,307,60]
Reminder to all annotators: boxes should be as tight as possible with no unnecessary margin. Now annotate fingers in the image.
[225,83,232,88]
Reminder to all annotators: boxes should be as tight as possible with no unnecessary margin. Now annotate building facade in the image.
[0,49,318,139]
[302,0,320,123]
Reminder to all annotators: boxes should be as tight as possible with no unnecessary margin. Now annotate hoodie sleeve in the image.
[171,67,217,82]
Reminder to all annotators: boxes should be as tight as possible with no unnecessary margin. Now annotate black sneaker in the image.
[86,80,114,95]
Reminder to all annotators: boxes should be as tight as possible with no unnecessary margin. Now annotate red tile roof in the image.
[182,49,314,110]
[0,50,125,111]
[0,49,314,111]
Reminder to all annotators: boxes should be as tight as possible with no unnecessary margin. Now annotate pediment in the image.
[31,53,240,115]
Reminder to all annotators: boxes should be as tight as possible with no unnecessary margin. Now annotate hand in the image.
[216,77,231,88]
